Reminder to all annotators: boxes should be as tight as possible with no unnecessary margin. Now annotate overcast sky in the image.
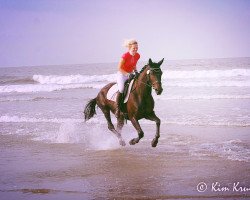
[0,0,250,67]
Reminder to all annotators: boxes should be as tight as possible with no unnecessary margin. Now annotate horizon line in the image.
[1,56,250,69]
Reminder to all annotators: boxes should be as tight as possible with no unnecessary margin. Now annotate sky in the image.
[0,0,250,67]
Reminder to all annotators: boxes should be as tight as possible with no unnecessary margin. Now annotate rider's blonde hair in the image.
[122,39,138,48]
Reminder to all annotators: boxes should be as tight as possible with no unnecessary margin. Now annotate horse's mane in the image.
[139,65,149,74]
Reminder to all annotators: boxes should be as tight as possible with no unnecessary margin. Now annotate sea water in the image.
[0,57,250,159]
[0,58,250,199]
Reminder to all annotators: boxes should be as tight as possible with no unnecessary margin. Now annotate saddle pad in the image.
[107,79,134,103]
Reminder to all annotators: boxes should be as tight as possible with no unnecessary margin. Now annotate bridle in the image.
[132,65,162,91]
[145,67,162,89]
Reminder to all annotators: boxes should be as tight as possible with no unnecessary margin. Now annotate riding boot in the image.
[115,92,122,118]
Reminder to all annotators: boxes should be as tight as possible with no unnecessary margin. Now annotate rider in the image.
[115,39,140,118]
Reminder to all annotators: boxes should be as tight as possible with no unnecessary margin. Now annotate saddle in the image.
[120,75,135,112]
[106,74,137,117]
[123,74,135,100]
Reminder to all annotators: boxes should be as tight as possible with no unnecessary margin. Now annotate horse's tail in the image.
[84,98,97,121]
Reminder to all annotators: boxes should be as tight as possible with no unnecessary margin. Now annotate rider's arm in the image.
[118,58,127,75]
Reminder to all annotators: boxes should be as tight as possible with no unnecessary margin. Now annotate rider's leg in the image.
[115,92,122,118]
[115,71,128,118]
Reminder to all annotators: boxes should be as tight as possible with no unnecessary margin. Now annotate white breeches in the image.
[117,71,129,93]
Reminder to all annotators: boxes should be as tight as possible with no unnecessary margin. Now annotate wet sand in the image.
[0,126,249,200]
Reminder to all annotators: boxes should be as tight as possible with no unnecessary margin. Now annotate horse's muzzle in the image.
[155,87,163,95]
[152,82,163,95]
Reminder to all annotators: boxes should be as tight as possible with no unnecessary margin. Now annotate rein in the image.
[145,67,162,88]
[147,68,162,87]
[133,66,162,90]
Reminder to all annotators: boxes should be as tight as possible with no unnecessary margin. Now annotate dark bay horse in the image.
[84,58,164,147]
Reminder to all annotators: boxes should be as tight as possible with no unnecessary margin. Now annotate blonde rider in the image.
[115,39,140,117]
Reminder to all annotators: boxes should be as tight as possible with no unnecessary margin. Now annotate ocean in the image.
[0,57,249,199]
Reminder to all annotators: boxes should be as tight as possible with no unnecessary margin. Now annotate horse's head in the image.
[147,58,164,95]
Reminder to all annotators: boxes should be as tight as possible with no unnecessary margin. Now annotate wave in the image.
[0,76,35,85]
[1,68,249,86]
[31,69,250,85]
[1,80,250,93]
[3,68,249,85]
[33,74,250,87]
[32,74,115,84]
[1,68,250,93]
[2,94,250,102]
[1,115,249,127]
[0,83,105,93]
[165,80,250,87]
[154,94,250,100]
[0,96,63,102]
[163,68,250,79]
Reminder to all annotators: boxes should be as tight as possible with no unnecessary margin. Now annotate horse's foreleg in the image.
[117,116,125,134]
[103,109,126,146]
[146,112,161,147]
[116,116,126,146]
[129,117,144,145]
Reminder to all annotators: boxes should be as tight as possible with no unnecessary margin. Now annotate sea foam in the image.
[0,83,105,93]
[164,68,250,79]
[1,115,249,127]
[33,74,116,84]
[189,139,250,162]
[0,68,250,93]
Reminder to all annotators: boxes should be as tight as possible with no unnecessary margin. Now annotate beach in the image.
[0,126,249,200]
[0,58,250,199]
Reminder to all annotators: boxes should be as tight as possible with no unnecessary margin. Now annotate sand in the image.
[0,127,249,200]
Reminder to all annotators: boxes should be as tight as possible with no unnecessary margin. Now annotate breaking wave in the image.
[0,68,250,93]
[163,68,250,79]
[32,74,116,84]
[0,83,105,93]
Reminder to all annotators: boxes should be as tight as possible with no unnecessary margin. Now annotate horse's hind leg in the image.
[129,117,144,145]
[102,108,126,146]
[145,112,161,147]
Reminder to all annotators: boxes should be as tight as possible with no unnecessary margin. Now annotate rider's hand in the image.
[129,73,134,79]
[134,70,139,77]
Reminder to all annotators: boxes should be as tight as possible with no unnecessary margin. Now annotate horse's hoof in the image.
[129,140,135,145]
[119,140,126,146]
[129,138,138,145]
[151,138,158,147]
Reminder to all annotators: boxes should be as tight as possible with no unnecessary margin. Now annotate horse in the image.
[84,58,164,147]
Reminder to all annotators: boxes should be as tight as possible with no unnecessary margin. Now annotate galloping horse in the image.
[84,58,164,147]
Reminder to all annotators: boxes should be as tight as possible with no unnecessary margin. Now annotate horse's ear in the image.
[148,58,153,66]
[158,58,164,66]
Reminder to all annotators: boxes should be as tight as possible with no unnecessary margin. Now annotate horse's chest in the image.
[127,93,154,119]
[140,97,154,112]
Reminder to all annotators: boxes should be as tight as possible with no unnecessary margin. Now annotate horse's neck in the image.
[135,70,152,96]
